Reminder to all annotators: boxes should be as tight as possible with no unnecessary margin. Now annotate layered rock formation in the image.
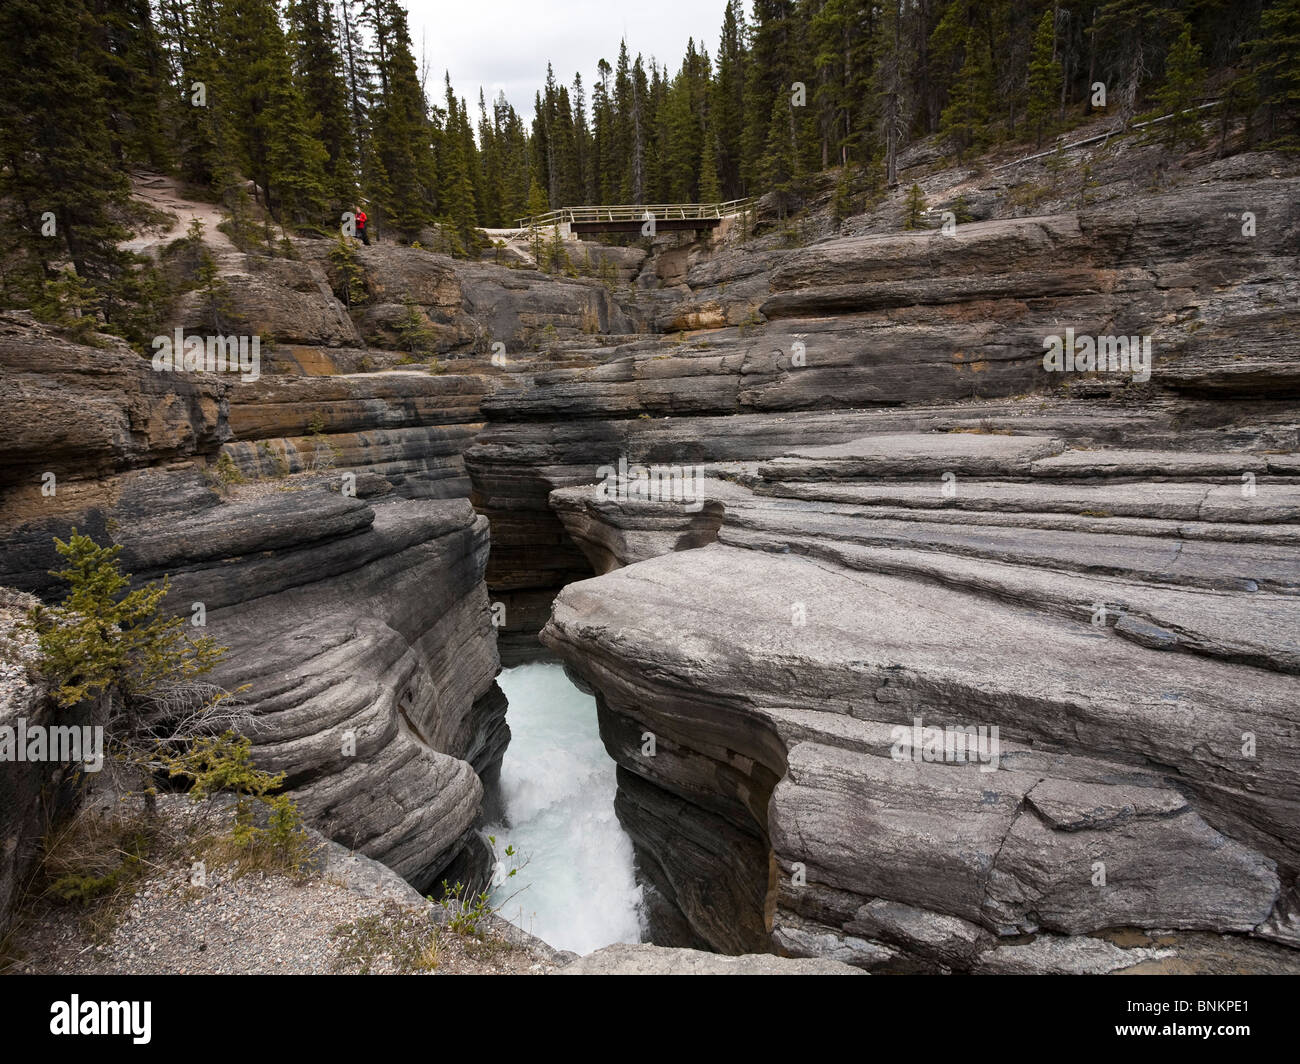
[465,166,1300,971]
[3,145,1298,972]
[542,432,1300,970]
[0,172,707,918]
[0,325,507,891]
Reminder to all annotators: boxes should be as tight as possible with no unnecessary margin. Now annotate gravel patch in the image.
[6,798,561,976]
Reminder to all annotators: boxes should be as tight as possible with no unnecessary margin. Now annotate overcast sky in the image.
[404,0,739,120]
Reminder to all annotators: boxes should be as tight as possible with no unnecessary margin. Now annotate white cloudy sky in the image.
[404,0,738,119]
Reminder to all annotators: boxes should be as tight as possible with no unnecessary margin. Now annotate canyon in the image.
[2,135,1298,973]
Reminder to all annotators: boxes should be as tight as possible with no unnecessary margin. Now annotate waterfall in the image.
[484,662,645,954]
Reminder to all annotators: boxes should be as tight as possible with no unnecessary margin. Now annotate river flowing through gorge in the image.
[484,662,646,954]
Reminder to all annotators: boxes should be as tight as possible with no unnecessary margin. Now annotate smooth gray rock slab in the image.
[1030,448,1270,478]
[558,943,864,975]
[973,935,1174,975]
[765,432,1065,478]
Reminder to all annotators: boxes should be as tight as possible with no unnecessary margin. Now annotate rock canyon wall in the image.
[2,146,1298,972]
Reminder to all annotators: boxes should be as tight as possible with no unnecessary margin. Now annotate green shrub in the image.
[165,732,312,878]
[904,183,927,230]
[26,532,225,712]
[394,297,438,354]
[30,269,104,346]
[215,451,245,488]
[328,235,368,308]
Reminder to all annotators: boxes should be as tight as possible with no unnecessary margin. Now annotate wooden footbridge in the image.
[516,199,755,235]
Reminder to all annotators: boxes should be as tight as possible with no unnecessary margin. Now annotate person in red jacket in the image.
[355,207,369,245]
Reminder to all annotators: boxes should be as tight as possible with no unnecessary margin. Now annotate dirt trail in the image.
[124,171,236,254]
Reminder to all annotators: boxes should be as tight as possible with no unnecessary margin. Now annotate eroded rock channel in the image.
[3,144,1299,972]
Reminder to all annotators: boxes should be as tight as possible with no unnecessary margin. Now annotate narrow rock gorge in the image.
[2,138,1298,974]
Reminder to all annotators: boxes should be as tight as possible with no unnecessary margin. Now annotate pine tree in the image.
[531,64,575,208]
[874,0,910,187]
[713,0,749,197]
[592,59,617,203]
[1246,0,1300,150]
[336,0,371,161]
[1152,21,1207,148]
[0,0,138,320]
[611,44,633,201]
[1026,9,1062,148]
[286,0,357,216]
[904,182,926,229]
[1091,0,1183,123]
[362,0,435,240]
[759,93,798,216]
[628,55,649,202]
[939,27,994,160]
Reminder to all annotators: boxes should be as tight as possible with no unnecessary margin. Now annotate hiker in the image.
[356,207,369,245]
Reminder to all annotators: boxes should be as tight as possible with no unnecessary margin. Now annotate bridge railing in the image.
[516,198,755,229]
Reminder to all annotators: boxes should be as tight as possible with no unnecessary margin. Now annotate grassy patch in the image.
[330,902,441,974]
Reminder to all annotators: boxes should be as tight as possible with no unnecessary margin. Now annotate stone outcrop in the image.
[0,241,537,895]
[463,163,1300,971]
[540,430,1300,971]
[4,148,1299,973]
[0,589,89,938]
[0,209,657,916]
[557,942,864,975]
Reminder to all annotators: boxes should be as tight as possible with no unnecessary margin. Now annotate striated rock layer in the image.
[541,432,1300,971]
[463,171,1300,971]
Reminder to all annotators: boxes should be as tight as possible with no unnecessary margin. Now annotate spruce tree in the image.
[476,89,505,227]
[939,28,994,160]
[157,0,227,190]
[363,0,435,240]
[1026,10,1062,148]
[904,182,926,229]
[572,73,596,204]
[92,0,172,170]
[663,65,702,202]
[213,0,329,229]
[712,0,749,197]
[552,84,582,207]
[759,93,798,216]
[286,0,357,216]
[437,79,478,250]
[744,0,798,191]
[0,0,138,320]
[699,124,722,202]
[497,95,532,223]
[1246,0,1300,150]
[1152,21,1207,148]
